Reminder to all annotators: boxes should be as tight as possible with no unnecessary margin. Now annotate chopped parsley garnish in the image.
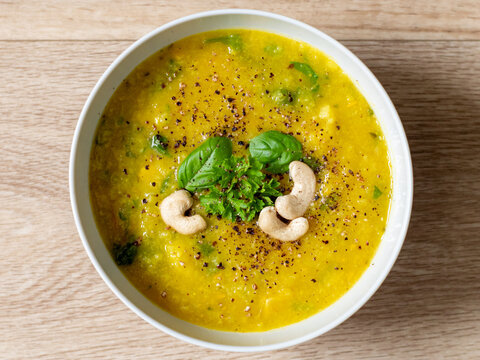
[199,156,282,222]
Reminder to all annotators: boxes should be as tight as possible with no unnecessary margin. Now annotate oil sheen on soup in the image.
[90,30,391,332]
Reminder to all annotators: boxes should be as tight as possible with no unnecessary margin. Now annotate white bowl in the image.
[70,9,413,352]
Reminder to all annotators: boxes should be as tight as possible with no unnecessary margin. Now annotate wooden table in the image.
[1,1,479,358]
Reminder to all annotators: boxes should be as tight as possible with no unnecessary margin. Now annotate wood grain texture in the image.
[1,1,480,357]
[0,0,479,41]
[1,39,479,359]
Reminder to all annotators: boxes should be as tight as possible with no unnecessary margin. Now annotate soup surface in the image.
[90,30,391,332]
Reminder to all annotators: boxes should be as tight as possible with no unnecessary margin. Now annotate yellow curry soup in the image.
[90,29,391,332]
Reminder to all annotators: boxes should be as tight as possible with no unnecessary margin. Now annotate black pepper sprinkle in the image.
[203,262,208,267]
[227,97,235,102]
[151,182,156,186]
[123,168,128,175]
[142,198,147,204]
[176,101,182,106]
[217,263,225,270]
[145,165,149,170]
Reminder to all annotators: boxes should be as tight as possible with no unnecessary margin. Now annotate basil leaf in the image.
[178,137,232,191]
[249,131,302,173]
[204,34,243,52]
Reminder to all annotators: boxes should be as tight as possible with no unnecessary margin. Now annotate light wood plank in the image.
[0,40,479,359]
[0,0,479,41]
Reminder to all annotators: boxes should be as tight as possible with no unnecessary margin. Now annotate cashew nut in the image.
[275,161,316,220]
[160,190,206,235]
[258,206,309,241]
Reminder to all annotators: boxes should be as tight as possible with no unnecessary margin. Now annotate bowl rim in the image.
[70,8,413,352]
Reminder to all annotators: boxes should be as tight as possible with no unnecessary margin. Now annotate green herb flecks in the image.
[113,240,138,266]
[117,198,140,224]
[301,155,324,173]
[320,192,340,211]
[264,44,283,55]
[291,62,318,83]
[290,62,320,92]
[204,34,243,52]
[118,210,127,221]
[151,134,169,155]
[373,186,383,199]
[271,88,296,105]
[160,172,172,193]
[166,59,182,79]
[198,242,215,256]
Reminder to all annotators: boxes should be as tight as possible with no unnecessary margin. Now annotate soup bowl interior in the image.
[70,9,413,352]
